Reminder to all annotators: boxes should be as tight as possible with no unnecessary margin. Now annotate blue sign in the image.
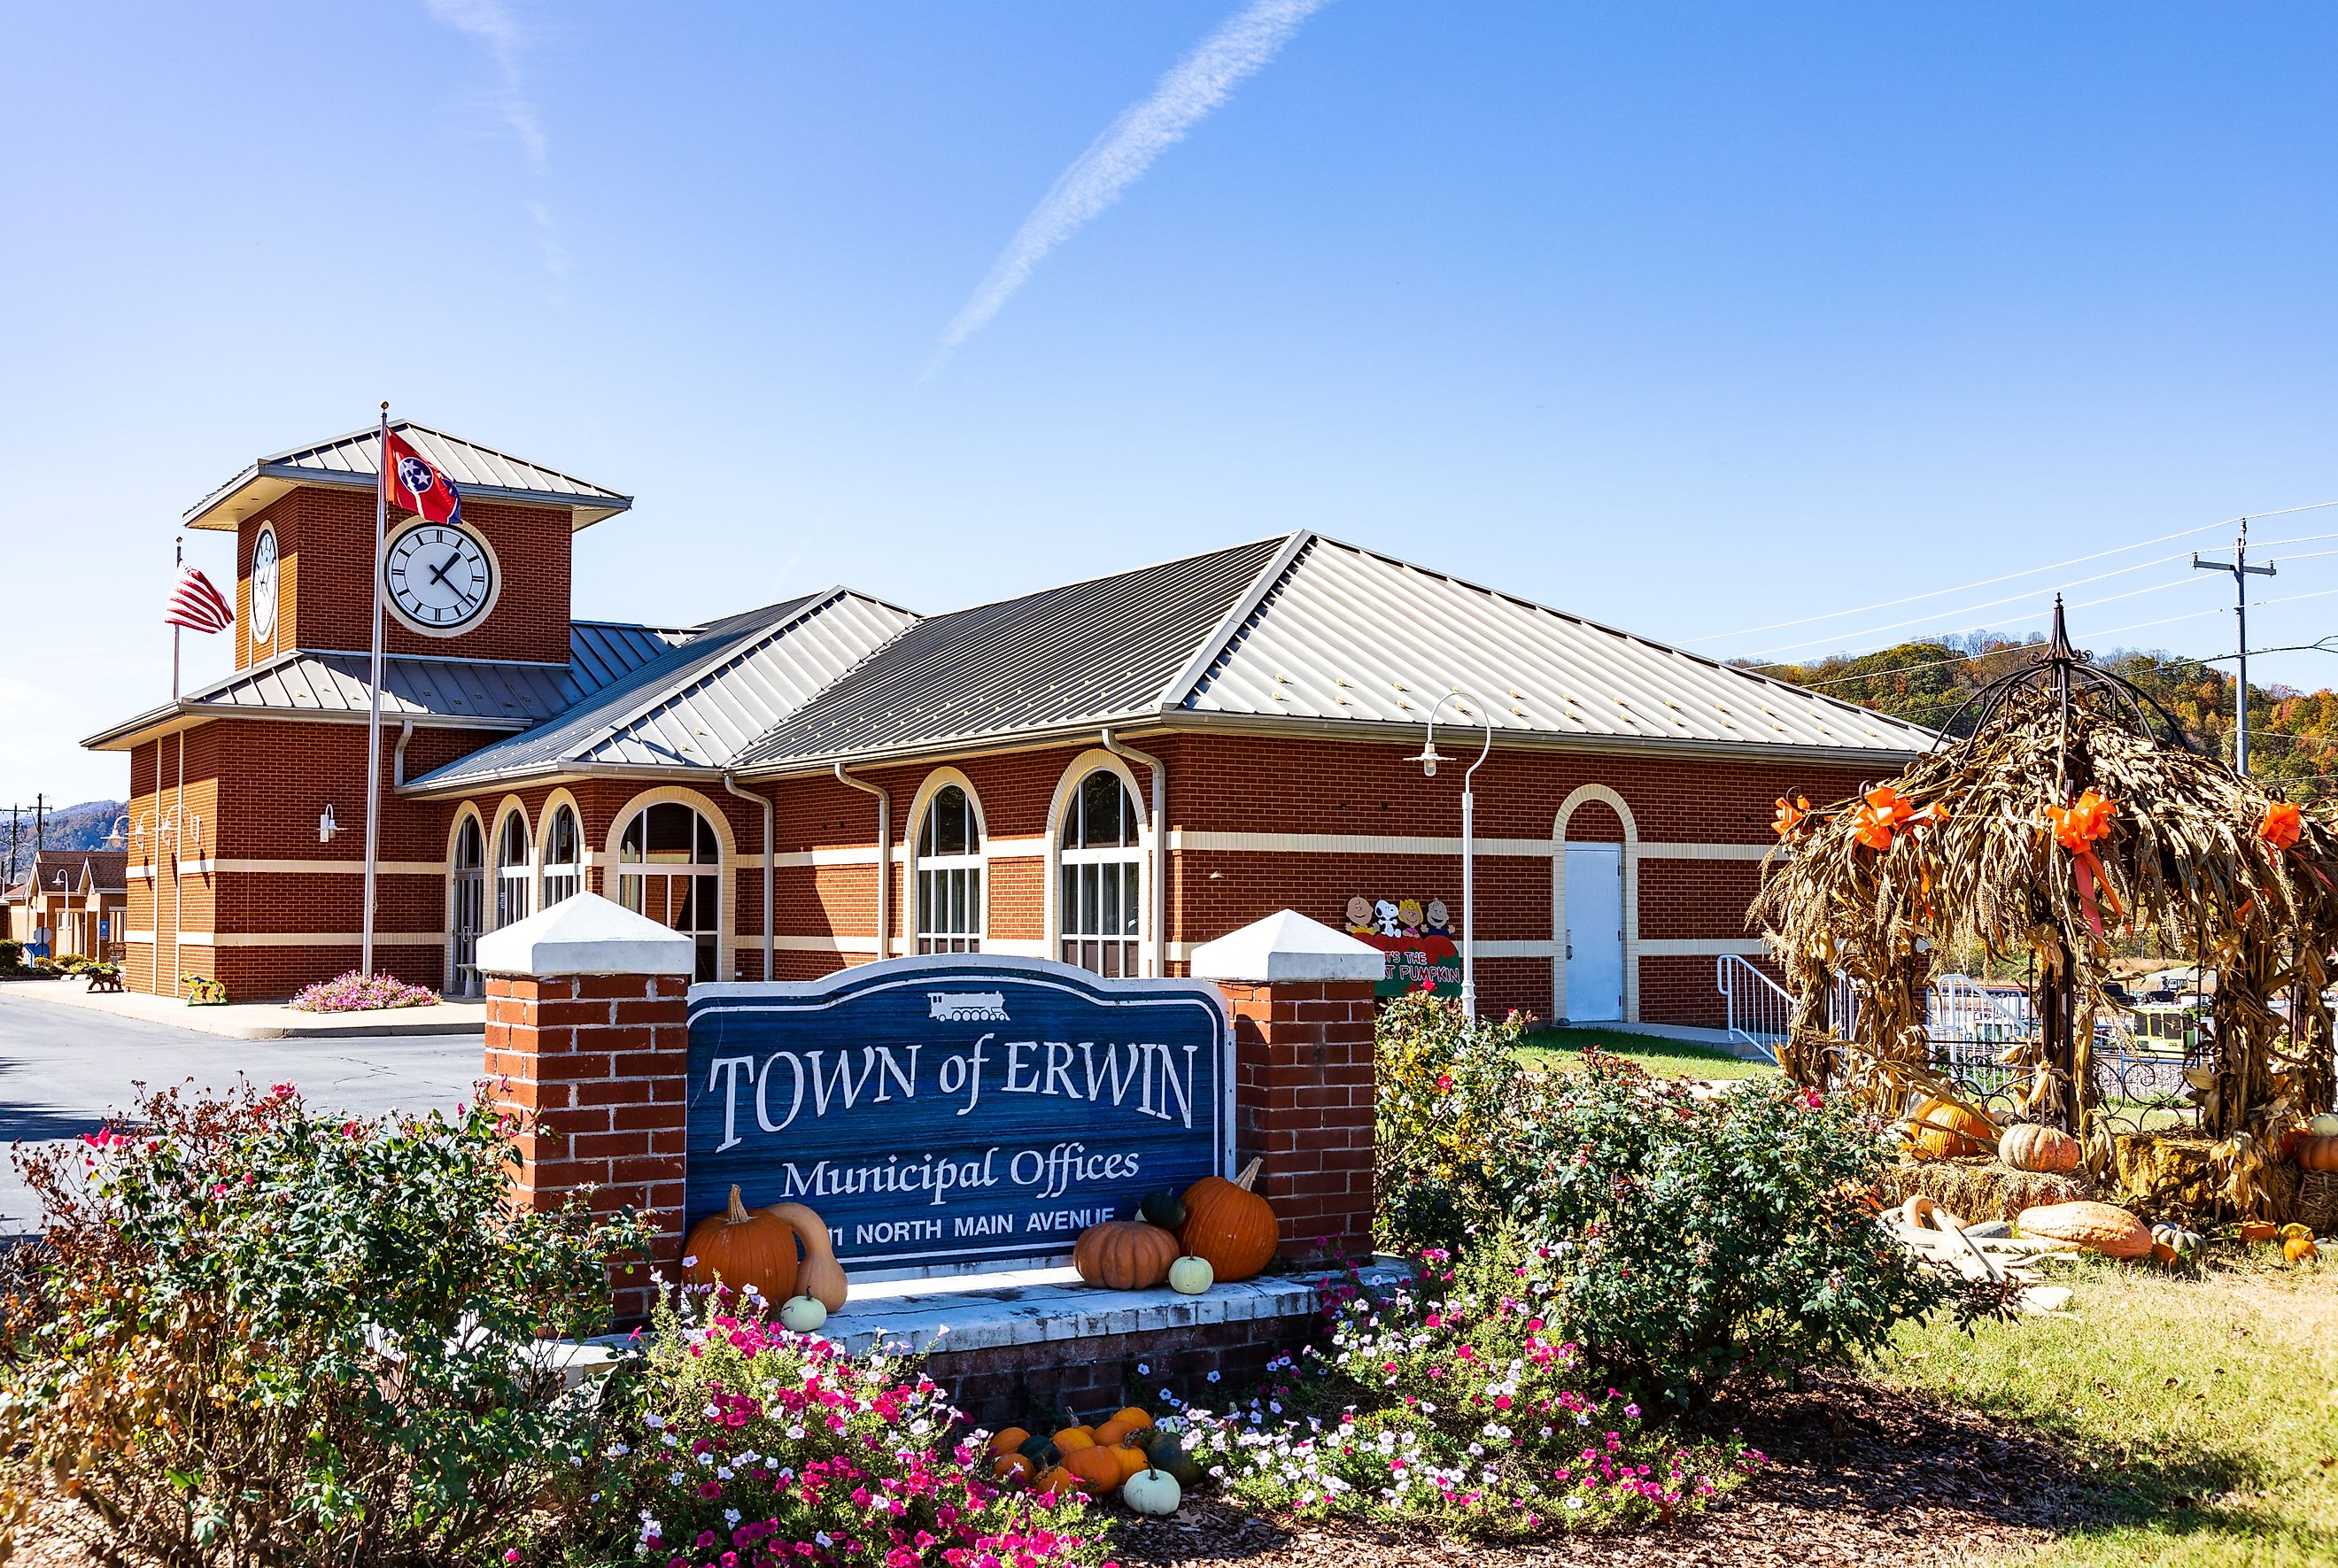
[685,955,1232,1276]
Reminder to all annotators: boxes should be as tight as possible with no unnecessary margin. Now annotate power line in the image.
[1693,499,2338,645]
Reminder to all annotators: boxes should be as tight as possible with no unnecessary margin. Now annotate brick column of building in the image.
[1189,910,1384,1266]
[476,892,697,1321]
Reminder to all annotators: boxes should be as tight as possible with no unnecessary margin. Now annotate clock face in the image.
[250,526,279,643]
[384,522,498,634]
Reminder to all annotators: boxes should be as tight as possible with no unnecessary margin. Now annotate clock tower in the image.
[184,421,631,670]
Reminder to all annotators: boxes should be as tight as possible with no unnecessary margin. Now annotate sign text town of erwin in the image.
[685,958,1231,1272]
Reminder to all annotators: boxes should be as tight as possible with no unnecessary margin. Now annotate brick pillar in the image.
[1190,910,1383,1266]
[476,893,697,1321]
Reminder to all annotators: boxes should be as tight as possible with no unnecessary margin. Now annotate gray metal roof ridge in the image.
[184,418,632,524]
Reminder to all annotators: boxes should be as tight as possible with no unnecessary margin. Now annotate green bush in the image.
[1504,1051,1970,1406]
[0,1080,650,1565]
[569,1288,1117,1567]
[1374,991,1527,1254]
[0,939,19,972]
[1177,1244,1756,1539]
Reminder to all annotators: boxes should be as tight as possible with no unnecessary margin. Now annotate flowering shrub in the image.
[1506,1051,1968,1405]
[1374,991,1528,1253]
[0,1080,648,1565]
[1172,1248,1755,1540]
[290,969,441,1012]
[577,1288,1118,1568]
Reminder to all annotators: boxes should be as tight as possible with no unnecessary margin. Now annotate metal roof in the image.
[80,621,688,748]
[729,539,1289,768]
[184,420,633,532]
[1182,535,1938,753]
[405,591,917,791]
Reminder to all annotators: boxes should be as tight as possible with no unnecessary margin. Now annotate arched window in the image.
[1058,769,1142,976]
[541,804,582,907]
[449,815,484,995]
[494,811,532,929]
[915,783,983,954]
[617,801,721,981]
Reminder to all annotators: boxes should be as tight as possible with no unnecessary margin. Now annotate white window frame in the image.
[910,771,987,954]
[1050,758,1147,977]
[446,808,487,997]
[608,790,728,984]
[539,794,584,908]
[492,801,532,931]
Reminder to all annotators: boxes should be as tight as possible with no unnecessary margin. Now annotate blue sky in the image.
[6,2,2338,805]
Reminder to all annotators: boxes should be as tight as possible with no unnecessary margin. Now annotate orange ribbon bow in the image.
[1848,784,1915,851]
[1773,795,1809,838]
[2044,789,2120,936]
[2260,800,2303,851]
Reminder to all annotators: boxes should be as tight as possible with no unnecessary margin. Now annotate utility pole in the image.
[32,794,43,859]
[2195,520,2279,775]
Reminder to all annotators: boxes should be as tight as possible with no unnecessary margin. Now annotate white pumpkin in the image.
[779,1294,829,1332]
[1121,1465,1181,1516]
[2308,1112,2338,1137]
[1167,1255,1214,1295]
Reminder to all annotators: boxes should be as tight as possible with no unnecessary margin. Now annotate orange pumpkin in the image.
[2295,1134,2338,1174]
[2285,1233,2319,1264]
[1072,1220,1181,1291]
[1111,1443,1152,1482]
[2239,1220,2280,1243]
[991,1453,1034,1484]
[1181,1157,1279,1282]
[988,1426,1030,1457]
[1998,1122,2081,1175]
[2017,1201,2152,1259]
[1092,1408,1154,1448]
[1905,1096,1993,1160]
[1052,1426,1096,1453]
[1062,1445,1126,1493]
[1035,1465,1078,1495]
[682,1185,800,1304]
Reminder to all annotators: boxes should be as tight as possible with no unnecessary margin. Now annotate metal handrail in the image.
[1715,954,1792,1063]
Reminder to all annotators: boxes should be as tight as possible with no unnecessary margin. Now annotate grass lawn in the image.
[1518,1025,1780,1079]
[1871,1256,2338,1565]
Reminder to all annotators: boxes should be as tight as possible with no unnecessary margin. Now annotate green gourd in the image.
[1138,1190,1188,1231]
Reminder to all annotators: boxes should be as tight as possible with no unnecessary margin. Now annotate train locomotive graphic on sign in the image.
[685,955,1233,1274]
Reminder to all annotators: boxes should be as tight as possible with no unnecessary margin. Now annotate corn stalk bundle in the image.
[1752,659,2338,1212]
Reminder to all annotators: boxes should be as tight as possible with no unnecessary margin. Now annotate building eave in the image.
[82,702,531,753]
[184,464,631,533]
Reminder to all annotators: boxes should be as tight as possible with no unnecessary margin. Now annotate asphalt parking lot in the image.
[0,985,479,1234]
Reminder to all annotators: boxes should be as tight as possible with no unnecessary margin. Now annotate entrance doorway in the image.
[449,817,484,996]
[1563,842,1623,1023]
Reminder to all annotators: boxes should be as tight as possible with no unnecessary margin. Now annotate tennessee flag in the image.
[380,429,463,526]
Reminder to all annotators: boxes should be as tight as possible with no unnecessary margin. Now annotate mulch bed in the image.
[1117,1369,2125,1566]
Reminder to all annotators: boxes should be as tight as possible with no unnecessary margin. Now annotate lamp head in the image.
[1409,742,1446,777]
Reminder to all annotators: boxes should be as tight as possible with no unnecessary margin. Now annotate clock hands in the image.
[426,551,461,589]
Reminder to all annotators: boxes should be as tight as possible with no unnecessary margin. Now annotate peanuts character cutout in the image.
[1345,895,1375,935]
[1397,898,1425,936]
[1374,899,1404,937]
[1424,899,1451,935]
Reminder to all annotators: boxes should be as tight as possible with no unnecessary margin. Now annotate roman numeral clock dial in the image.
[383,522,498,635]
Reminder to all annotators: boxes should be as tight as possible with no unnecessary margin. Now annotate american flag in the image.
[165,565,233,635]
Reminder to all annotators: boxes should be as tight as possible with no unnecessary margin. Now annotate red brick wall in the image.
[235,486,574,667]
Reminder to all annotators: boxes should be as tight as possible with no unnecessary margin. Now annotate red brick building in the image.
[86,422,1932,1025]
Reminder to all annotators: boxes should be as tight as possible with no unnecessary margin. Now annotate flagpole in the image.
[361,401,389,979]
[172,537,182,702]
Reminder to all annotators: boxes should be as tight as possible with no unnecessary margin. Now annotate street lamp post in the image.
[1409,691,1495,1016]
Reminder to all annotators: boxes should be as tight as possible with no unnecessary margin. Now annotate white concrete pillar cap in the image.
[475,891,697,977]
[1187,908,1385,984]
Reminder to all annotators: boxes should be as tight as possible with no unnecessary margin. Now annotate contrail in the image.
[931,0,1335,372]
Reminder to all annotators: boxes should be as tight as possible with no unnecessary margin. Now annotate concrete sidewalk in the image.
[0,977,484,1039]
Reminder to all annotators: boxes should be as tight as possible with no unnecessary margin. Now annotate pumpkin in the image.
[1072,1220,1181,1291]
[1139,1190,1188,1231]
[2149,1240,2179,1266]
[1018,1434,1062,1470]
[1062,1445,1125,1493]
[683,1186,800,1304]
[1168,1255,1214,1295]
[2308,1112,2338,1137]
[1903,1096,1993,1160]
[2238,1220,2280,1243]
[992,1453,1034,1484]
[1998,1122,2081,1175]
[1180,1157,1279,1282]
[760,1201,849,1311]
[2285,1233,2320,1264]
[2016,1201,2153,1259]
[988,1427,1031,1457]
[779,1294,828,1333]
[1122,1466,1181,1516]
[1093,1411,1152,1448]
[1142,1428,1205,1487]
[2295,1135,2338,1174]
[2150,1224,2203,1262]
[1035,1465,1078,1495]
[1111,1443,1153,1483]
[1052,1425,1096,1453]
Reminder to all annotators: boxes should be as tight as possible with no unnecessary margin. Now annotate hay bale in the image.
[2092,1131,2302,1224]
[1882,1155,2088,1223]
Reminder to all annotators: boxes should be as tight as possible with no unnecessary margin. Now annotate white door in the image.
[1563,842,1624,1023]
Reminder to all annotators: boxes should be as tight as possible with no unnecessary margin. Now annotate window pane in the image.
[457,819,483,869]
[695,934,716,982]
[968,869,981,938]
[698,814,719,865]
[620,814,644,861]
[618,874,644,914]
[1100,863,1119,935]
[933,786,968,856]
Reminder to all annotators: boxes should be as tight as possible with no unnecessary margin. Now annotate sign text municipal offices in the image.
[685,956,1231,1273]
